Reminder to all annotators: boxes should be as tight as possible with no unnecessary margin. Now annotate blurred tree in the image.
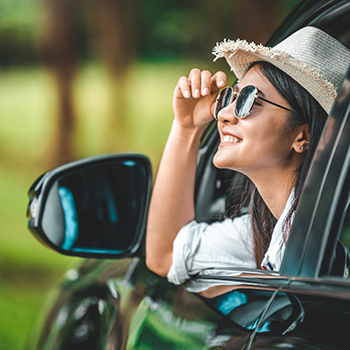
[41,0,137,167]
[234,0,279,44]
[0,0,42,67]
[91,0,138,153]
[38,0,298,167]
[136,0,296,64]
[41,0,84,167]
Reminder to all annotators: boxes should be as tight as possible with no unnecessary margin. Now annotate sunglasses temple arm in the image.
[257,96,290,112]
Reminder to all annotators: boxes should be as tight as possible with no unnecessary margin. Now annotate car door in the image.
[27,258,273,350]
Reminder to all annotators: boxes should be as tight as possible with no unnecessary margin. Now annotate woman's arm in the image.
[145,68,227,276]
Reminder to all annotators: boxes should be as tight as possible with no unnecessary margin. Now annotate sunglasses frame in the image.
[214,85,291,120]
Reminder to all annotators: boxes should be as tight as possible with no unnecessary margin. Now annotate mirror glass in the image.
[40,159,148,254]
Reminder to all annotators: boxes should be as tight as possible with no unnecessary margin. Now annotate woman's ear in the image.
[292,124,310,153]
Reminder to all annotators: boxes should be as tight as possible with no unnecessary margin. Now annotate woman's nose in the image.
[217,103,238,124]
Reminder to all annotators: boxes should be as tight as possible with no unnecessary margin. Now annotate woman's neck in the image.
[250,169,295,219]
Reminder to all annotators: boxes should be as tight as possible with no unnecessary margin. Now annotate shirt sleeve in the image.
[167,215,256,285]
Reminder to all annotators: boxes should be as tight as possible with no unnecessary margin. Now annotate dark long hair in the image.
[240,61,328,266]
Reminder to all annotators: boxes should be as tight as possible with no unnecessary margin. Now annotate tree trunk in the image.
[41,0,83,167]
[92,0,138,152]
[235,0,278,44]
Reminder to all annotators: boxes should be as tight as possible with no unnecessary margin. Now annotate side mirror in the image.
[27,154,152,258]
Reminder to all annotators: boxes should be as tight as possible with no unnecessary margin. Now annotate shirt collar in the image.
[261,188,295,271]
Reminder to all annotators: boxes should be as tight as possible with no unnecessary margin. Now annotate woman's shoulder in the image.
[211,214,251,233]
[174,214,253,250]
[178,214,251,236]
[208,214,252,246]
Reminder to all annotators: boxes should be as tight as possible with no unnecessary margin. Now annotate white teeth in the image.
[223,135,241,143]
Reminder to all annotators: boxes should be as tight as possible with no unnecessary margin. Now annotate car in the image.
[25,0,350,349]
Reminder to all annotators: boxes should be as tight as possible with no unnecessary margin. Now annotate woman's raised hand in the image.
[146,69,227,277]
[173,69,227,129]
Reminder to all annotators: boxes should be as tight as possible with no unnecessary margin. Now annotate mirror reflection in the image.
[41,160,148,253]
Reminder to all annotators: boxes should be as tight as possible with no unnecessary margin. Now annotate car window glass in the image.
[336,198,350,278]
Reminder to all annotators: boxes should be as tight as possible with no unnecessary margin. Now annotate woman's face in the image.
[213,65,302,179]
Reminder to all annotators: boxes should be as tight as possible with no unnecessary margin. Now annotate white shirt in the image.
[167,190,295,292]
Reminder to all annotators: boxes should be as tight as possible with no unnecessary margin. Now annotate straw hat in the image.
[213,26,350,114]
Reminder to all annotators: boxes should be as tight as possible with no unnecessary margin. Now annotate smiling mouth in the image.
[223,135,242,143]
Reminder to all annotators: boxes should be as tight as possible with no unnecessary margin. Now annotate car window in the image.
[333,192,350,278]
[321,109,350,279]
[193,19,350,282]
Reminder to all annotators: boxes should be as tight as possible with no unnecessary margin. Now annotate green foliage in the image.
[0,162,77,350]
[0,0,301,66]
[0,0,43,66]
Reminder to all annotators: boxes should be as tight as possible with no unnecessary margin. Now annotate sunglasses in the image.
[214,85,290,120]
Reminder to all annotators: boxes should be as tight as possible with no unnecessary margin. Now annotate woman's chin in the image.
[213,150,244,172]
[213,152,231,169]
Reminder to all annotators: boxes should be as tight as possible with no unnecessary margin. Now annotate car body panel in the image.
[27,259,254,349]
[27,258,350,350]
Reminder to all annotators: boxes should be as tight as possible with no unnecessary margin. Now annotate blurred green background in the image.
[0,0,299,348]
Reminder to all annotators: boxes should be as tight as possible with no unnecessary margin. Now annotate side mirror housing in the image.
[27,154,152,259]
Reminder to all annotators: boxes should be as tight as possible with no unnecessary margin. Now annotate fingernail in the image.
[184,90,190,98]
[219,80,225,87]
[194,89,200,98]
[203,87,210,95]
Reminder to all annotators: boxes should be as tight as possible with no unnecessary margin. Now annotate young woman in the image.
[145,26,350,292]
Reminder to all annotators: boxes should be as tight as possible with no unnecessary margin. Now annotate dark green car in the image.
[26,1,350,349]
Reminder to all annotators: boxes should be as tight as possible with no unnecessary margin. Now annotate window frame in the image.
[192,1,350,285]
[191,67,350,289]
[281,67,350,280]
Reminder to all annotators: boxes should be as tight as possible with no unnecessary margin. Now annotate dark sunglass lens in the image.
[215,87,233,118]
[235,85,256,118]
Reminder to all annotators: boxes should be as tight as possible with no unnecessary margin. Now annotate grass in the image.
[0,158,78,349]
[0,60,231,349]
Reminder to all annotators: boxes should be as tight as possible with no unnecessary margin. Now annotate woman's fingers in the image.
[212,71,227,91]
[175,69,203,99]
[201,70,212,96]
[177,76,191,98]
[186,68,215,98]
[188,68,202,98]
[175,69,227,100]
